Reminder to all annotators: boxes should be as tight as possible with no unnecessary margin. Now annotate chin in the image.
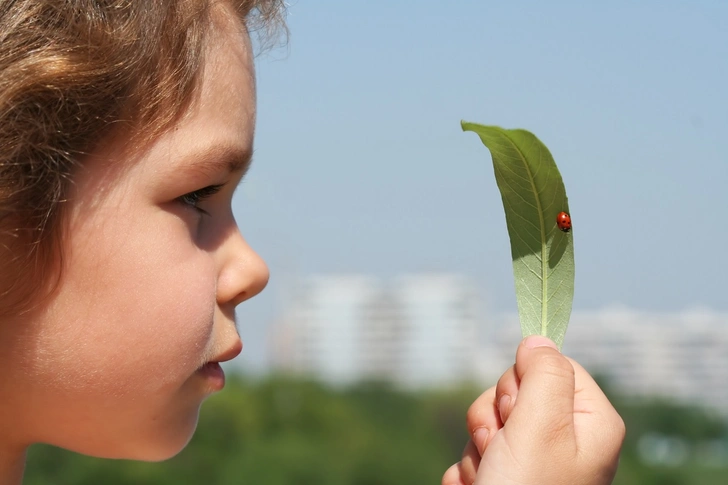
[74,408,202,462]
[58,431,197,464]
[131,416,201,462]
[133,439,195,463]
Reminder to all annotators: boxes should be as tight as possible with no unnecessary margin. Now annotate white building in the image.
[270,273,728,415]
[269,274,382,385]
[269,273,482,389]
[486,307,728,415]
[388,274,480,388]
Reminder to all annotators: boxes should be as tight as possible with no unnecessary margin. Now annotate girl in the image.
[0,1,623,483]
[0,0,277,481]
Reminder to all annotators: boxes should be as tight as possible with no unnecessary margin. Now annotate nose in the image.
[216,225,269,308]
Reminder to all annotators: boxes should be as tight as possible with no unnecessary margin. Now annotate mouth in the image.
[212,338,243,364]
[197,338,243,391]
[197,361,225,391]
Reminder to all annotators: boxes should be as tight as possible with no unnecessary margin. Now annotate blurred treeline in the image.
[25,373,728,485]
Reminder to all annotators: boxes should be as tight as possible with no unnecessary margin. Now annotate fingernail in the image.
[498,394,511,424]
[474,427,489,454]
[523,335,558,350]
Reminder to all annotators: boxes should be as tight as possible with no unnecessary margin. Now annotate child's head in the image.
[0,0,281,462]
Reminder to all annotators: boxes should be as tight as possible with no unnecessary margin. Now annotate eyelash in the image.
[178,184,224,215]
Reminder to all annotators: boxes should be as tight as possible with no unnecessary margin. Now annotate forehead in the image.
[74,6,256,196]
[165,11,255,166]
[201,5,256,104]
[182,4,255,129]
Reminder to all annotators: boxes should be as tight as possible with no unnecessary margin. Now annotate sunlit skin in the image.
[442,336,624,485]
[0,3,268,480]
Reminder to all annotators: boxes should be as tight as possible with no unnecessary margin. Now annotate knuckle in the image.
[608,412,627,445]
[466,400,478,422]
[465,388,496,429]
[441,463,460,485]
[466,400,486,430]
[537,351,575,380]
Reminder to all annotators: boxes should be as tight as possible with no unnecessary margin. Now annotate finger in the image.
[459,440,480,485]
[510,336,576,445]
[441,463,467,485]
[569,357,614,412]
[568,357,626,458]
[465,385,499,453]
[494,365,518,424]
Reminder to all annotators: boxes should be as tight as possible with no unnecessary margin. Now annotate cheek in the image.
[35,211,217,394]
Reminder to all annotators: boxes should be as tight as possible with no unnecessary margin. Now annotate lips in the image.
[195,337,242,392]
[197,361,225,391]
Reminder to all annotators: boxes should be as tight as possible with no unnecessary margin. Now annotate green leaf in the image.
[462,122,574,349]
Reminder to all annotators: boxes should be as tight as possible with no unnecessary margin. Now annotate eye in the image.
[178,184,224,215]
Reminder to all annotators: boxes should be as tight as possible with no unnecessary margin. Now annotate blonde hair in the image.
[0,0,285,317]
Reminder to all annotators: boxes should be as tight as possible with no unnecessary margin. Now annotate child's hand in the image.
[442,336,625,485]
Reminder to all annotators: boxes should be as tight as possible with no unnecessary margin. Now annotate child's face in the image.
[3,8,268,459]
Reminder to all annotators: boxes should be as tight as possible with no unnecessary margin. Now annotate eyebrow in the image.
[177,144,254,180]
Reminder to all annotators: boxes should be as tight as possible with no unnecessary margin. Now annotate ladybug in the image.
[556,211,572,233]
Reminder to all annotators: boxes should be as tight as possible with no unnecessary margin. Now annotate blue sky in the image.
[232,0,728,369]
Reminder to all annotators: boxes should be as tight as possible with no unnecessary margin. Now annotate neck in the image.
[0,445,25,485]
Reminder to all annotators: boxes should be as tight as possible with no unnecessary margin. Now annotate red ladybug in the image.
[556,211,572,233]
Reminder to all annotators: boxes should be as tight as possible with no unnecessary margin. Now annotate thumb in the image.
[509,336,576,446]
